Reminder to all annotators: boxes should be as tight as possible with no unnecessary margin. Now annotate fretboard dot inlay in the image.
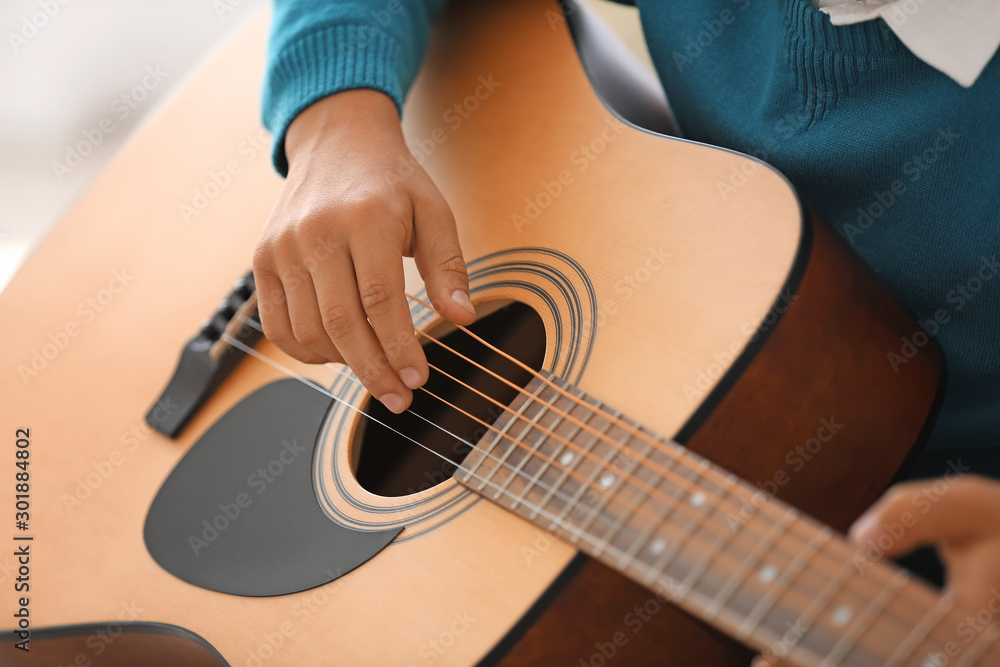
[450,371,957,667]
[832,605,852,626]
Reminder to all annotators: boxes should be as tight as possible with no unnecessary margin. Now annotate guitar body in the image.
[0,1,940,665]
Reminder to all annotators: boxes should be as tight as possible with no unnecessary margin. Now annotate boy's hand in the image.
[753,474,1000,666]
[253,89,475,414]
[848,474,1000,611]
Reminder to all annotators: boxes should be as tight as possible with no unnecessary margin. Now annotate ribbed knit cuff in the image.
[263,23,407,176]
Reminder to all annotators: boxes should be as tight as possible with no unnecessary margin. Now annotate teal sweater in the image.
[262,0,1000,461]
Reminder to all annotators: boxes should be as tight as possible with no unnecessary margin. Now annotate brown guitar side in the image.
[494,213,942,665]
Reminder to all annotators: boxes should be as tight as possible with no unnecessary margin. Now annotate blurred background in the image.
[0,0,650,293]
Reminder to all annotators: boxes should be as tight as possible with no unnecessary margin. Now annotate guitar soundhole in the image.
[353,301,545,497]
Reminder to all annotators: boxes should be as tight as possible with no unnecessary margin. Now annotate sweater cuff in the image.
[263,23,407,176]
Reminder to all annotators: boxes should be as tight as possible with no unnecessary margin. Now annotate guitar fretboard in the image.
[453,372,1000,667]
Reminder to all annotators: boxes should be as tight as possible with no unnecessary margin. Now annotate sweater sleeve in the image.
[262,0,448,176]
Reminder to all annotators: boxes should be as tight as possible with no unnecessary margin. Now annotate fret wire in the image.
[705,505,796,619]
[472,389,932,653]
[641,459,715,591]
[488,462,826,663]
[953,623,1000,667]
[493,403,980,667]
[477,367,753,540]
[457,374,953,657]
[470,384,545,491]
[819,569,910,667]
[558,413,628,545]
[475,378,549,492]
[616,434,685,571]
[491,383,561,501]
[244,329,972,662]
[589,430,656,559]
[572,418,651,556]
[475,372,822,575]
[884,595,954,667]
[533,408,618,525]
[517,384,598,514]
[458,436,661,567]
[738,526,832,639]
[671,471,741,600]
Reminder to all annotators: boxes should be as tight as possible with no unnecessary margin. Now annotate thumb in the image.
[848,475,1000,557]
[411,196,476,325]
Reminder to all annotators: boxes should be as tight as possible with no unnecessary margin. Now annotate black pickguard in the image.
[144,379,400,597]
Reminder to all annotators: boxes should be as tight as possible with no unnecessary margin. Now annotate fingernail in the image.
[848,512,877,542]
[380,393,406,414]
[399,367,422,389]
[451,289,475,316]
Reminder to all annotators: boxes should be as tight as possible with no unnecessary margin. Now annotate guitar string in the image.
[237,300,796,551]
[229,319,771,550]
[222,330,944,664]
[232,313,808,555]
[241,290,837,560]
[404,322,978,664]
[223,331,709,556]
[226,316,933,648]
[400,293,874,554]
[234,306,900,592]
[224,332,917,667]
[396,296,941,635]
[229,320,892,628]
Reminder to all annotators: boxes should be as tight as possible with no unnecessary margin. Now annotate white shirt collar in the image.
[814,0,1000,87]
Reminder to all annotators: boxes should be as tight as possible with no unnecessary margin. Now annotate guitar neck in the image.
[453,372,1000,667]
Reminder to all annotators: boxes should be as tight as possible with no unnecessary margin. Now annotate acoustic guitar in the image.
[2,1,988,665]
